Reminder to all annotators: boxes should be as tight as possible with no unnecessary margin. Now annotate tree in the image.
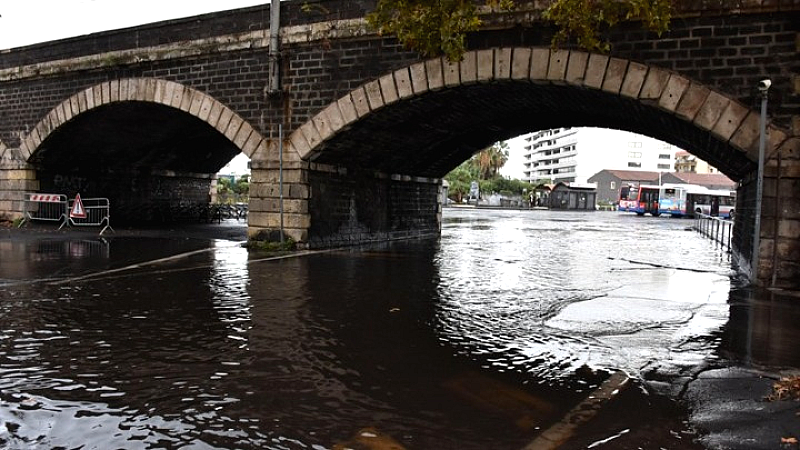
[367,0,513,61]
[368,0,672,60]
[476,141,509,180]
[544,0,671,53]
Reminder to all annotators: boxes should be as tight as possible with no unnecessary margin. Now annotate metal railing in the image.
[19,193,69,229]
[68,197,114,235]
[693,213,733,251]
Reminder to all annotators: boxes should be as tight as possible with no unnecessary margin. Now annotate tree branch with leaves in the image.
[367,0,673,60]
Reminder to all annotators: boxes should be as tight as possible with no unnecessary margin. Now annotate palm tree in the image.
[476,141,509,179]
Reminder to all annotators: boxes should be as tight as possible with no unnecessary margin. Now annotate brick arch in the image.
[288,47,791,177]
[19,78,267,162]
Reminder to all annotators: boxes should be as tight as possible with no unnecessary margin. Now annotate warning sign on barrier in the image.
[70,193,87,219]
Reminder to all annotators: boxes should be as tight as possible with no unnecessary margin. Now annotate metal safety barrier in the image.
[68,197,114,235]
[19,193,69,229]
[694,213,733,252]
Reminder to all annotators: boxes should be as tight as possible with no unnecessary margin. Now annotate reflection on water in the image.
[0,210,792,449]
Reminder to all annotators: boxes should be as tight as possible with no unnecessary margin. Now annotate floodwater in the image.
[0,209,791,449]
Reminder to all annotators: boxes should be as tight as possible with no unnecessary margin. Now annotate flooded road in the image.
[0,209,793,449]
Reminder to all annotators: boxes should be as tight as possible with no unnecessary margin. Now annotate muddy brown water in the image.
[0,209,784,449]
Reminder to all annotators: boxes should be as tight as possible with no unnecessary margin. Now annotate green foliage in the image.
[544,0,672,52]
[217,174,249,203]
[367,0,513,61]
[368,0,672,58]
[444,141,536,201]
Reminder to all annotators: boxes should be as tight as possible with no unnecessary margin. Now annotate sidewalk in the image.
[685,365,800,450]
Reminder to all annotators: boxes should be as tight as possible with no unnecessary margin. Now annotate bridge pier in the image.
[736,138,800,289]
[0,149,38,222]
[248,139,443,248]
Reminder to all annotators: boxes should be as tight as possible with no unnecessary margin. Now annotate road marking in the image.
[521,370,630,450]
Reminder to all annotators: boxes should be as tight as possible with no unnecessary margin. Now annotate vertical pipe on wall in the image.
[751,82,769,285]
[268,0,281,95]
[279,123,284,243]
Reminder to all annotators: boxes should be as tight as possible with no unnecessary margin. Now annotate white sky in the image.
[0,1,265,175]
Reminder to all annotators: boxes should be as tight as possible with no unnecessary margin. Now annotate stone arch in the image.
[289,47,792,178]
[19,78,267,163]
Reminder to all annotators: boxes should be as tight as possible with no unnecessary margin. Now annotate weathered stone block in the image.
[676,83,710,121]
[583,53,608,89]
[620,62,647,99]
[639,67,670,102]
[364,80,384,111]
[477,49,494,82]
[425,58,445,90]
[530,48,550,81]
[546,49,569,82]
[713,101,750,144]
[602,57,627,94]
[511,48,532,80]
[658,74,690,113]
[379,73,399,105]
[409,62,428,94]
[350,87,370,118]
[565,51,588,85]
[495,48,512,80]
[460,50,478,84]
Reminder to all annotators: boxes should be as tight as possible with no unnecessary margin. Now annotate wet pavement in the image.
[0,210,797,449]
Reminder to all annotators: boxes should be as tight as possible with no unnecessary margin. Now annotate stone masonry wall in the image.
[306,167,441,249]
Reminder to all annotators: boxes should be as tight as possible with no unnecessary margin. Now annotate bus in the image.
[617,185,639,212]
[690,189,736,219]
[657,184,736,219]
[629,185,661,216]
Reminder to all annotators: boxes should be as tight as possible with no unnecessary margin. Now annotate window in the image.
[657,164,671,169]
[628,162,642,168]
[658,154,671,159]
[610,181,616,190]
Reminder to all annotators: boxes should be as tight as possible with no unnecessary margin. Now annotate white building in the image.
[521,128,677,184]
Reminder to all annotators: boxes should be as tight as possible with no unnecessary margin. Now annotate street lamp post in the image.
[751,79,771,284]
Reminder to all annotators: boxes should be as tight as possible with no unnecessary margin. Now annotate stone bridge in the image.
[0,1,798,287]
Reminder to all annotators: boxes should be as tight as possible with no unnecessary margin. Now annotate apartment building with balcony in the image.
[521,128,678,184]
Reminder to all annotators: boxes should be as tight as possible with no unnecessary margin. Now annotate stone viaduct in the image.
[0,1,798,288]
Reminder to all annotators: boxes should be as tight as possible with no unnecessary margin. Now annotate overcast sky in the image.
[0,1,267,50]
